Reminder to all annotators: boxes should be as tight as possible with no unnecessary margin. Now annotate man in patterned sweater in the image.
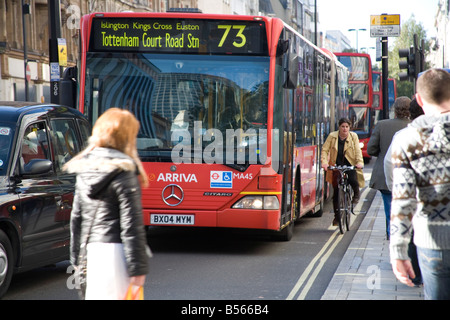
[390,68,450,300]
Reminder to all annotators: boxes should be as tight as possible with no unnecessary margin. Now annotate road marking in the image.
[286,228,341,300]
[286,187,370,300]
[296,231,343,300]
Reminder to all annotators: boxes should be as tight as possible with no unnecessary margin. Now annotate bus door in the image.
[283,54,295,226]
[283,88,294,223]
[315,55,325,207]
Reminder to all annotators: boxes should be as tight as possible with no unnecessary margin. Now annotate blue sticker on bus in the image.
[210,171,233,188]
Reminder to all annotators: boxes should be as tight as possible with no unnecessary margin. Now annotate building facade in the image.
[0,0,160,102]
[430,0,450,69]
[322,30,351,53]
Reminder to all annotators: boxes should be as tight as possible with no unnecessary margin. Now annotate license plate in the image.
[150,214,194,225]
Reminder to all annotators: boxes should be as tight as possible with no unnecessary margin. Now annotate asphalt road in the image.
[3,163,376,301]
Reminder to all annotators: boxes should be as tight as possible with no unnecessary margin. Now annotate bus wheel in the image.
[0,230,13,299]
[272,222,294,241]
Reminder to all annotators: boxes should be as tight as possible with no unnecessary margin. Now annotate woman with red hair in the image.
[65,108,150,300]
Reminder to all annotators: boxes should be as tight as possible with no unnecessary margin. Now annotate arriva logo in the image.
[157,173,198,183]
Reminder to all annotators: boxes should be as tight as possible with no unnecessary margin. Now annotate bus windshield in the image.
[348,83,370,105]
[349,107,371,139]
[84,53,270,163]
[338,56,369,81]
[336,55,370,105]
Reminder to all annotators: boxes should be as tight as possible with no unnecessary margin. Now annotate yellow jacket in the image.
[321,131,365,188]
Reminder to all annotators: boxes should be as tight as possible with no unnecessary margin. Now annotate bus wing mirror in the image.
[284,55,299,89]
[60,66,78,108]
[277,39,289,57]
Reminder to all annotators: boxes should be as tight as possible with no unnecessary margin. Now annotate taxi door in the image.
[16,119,68,266]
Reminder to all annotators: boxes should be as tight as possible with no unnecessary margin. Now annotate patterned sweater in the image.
[390,113,450,260]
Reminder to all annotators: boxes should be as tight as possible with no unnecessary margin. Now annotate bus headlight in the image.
[359,142,364,149]
[263,195,280,209]
[232,195,280,210]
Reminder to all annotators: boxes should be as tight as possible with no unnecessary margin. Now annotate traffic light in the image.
[398,46,417,81]
[399,34,423,82]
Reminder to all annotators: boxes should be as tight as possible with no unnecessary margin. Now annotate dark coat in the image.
[66,147,150,277]
[367,118,410,191]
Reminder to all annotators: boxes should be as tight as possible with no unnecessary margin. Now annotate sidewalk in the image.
[321,190,424,300]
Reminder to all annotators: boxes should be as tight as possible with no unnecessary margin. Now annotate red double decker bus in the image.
[75,12,348,240]
[334,53,373,161]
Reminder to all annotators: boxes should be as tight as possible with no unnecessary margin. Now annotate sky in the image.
[317,0,440,52]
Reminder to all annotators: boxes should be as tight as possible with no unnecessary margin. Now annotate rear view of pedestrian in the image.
[389,69,450,300]
[65,108,151,300]
[367,96,411,239]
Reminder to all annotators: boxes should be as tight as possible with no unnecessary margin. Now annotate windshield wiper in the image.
[223,162,249,172]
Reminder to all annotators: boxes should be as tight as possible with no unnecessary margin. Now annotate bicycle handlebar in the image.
[327,165,356,171]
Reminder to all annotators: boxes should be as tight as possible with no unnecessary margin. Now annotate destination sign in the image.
[89,17,268,55]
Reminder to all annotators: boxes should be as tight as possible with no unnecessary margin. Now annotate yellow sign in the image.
[371,14,400,26]
[370,14,401,37]
[57,38,67,67]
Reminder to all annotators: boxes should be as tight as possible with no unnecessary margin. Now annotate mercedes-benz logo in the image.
[162,184,184,206]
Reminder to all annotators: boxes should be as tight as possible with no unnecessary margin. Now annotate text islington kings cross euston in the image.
[100,21,201,49]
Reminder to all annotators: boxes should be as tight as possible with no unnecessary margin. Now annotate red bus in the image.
[75,12,348,240]
[334,53,373,161]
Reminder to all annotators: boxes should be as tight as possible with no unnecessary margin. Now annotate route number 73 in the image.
[217,25,246,48]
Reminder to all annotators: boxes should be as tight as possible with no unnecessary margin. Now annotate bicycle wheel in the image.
[337,186,346,234]
[344,187,352,231]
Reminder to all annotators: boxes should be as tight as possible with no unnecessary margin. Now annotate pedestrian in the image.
[384,98,424,286]
[384,98,424,190]
[64,108,151,300]
[389,68,450,300]
[321,118,365,226]
[367,96,411,239]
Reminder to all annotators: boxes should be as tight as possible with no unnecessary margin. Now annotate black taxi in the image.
[0,102,91,298]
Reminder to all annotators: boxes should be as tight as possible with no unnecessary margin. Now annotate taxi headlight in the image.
[232,195,279,210]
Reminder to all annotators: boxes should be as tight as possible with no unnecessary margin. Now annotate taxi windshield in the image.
[0,124,14,175]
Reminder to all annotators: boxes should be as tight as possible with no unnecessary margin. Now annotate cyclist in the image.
[321,118,365,226]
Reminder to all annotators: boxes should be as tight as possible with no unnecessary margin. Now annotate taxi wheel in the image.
[0,230,13,299]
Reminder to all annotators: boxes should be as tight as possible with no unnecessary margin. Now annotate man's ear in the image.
[415,93,424,107]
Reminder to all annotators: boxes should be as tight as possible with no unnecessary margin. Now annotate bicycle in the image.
[328,165,356,234]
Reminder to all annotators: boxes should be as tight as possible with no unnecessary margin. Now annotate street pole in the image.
[22,0,29,101]
[381,37,389,119]
[348,28,366,53]
[314,0,318,46]
[48,0,62,104]
[413,34,419,93]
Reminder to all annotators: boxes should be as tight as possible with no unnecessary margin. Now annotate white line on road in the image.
[286,229,341,300]
[286,187,370,300]
[295,231,343,299]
